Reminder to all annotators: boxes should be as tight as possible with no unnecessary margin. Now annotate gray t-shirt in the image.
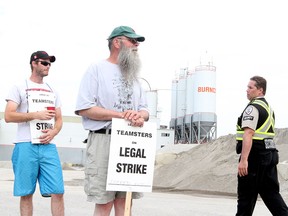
[75,60,149,130]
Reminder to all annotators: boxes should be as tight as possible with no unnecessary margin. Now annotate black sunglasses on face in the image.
[118,37,138,45]
[37,61,51,66]
[127,38,138,44]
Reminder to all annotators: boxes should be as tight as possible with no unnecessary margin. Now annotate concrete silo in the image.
[175,68,187,143]
[146,90,158,119]
[184,69,195,143]
[169,79,178,133]
[191,64,217,143]
[169,62,217,144]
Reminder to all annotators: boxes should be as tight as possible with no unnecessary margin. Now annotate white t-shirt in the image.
[75,60,149,130]
[5,79,61,143]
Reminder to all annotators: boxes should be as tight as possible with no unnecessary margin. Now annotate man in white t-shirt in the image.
[75,26,150,216]
[5,51,64,216]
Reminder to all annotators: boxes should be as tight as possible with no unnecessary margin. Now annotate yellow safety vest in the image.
[236,99,275,141]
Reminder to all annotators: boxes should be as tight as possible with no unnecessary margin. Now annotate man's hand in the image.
[39,129,57,144]
[238,159,248,177]
[123,110,144,127]
[36,110,56,120]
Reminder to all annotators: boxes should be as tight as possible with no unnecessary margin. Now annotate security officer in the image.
[235,75,288,216]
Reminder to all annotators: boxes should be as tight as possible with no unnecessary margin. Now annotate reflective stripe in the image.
[236,99,275,141]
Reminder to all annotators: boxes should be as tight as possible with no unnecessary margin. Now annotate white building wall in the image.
[157,129,175,149]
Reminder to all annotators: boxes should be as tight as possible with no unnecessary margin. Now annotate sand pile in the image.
[153,128,288,199]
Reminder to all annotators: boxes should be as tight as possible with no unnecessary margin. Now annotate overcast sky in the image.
[1,0,288,137]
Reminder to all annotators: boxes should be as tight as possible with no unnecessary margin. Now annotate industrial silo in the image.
[191,64,217,143]
[145,90,161,129]
[146,90,158,118]
[184,69,195,143]
[169,79,178,130]
[175,68,187,143]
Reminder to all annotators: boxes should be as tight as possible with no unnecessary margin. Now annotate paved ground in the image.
[0,167,271,216]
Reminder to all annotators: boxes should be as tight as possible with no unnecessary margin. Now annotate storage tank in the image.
[191,64,217,143]
[176,68,187,143]
[146,90,158,119]
[193,65,216,113]
[183,69,195,143]
[169,79,178,129]
[176,68,187,123]
[169,59,217,144]
[185,69,195,122]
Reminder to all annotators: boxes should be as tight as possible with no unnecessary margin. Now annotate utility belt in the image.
[236,138,276,154]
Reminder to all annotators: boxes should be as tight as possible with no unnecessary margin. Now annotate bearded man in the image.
[75,26,150,216]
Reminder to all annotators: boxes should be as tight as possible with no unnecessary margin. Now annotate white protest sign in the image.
[27,90,55,144]
[106,118,157,192]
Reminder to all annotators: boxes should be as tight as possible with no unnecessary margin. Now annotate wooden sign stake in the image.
[124,191,132,216]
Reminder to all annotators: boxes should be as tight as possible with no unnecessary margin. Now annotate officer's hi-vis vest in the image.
[236,99,275,141]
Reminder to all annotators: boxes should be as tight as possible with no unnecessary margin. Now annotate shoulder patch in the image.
[245,105,253,115]
[243,116,254,121]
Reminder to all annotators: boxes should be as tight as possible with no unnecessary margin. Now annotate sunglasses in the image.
[118,37,138,45]
[37,61,51,66]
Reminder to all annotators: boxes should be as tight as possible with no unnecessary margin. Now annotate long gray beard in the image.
[118,45,141,84]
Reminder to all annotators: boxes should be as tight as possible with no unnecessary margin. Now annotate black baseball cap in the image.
[30,51,56,64]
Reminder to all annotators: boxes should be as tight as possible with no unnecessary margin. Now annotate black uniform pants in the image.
[236,150,288,216]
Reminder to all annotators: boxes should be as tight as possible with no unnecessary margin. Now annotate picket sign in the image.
[106,118,157,216]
